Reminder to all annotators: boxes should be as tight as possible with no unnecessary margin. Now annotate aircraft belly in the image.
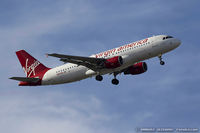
[58,69,88,84]
[42,67,88,85]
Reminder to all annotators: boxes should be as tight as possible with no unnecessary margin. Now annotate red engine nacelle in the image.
[124,62,147,75]
[104,56,123,69]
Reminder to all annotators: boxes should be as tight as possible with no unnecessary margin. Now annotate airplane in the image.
[10,35,181,86]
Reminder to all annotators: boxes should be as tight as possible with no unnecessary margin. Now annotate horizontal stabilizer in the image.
[10,77,40,83]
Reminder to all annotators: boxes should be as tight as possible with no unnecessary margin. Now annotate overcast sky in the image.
[1,0,200,133]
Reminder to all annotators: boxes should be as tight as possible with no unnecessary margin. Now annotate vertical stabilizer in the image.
[16,50,49,77]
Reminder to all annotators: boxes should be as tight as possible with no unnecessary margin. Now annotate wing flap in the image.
[60,58,99,71]
[47,53,106,71]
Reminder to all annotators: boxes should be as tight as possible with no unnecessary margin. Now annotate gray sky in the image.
[1,0,200,133]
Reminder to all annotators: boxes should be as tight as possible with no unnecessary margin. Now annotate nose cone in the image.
[175,39,181,47]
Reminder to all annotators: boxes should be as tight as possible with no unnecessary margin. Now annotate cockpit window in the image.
[166,36,173,39]
[163,36,173,40]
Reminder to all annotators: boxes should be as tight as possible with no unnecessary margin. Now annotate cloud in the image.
[0,1,92,49]
[0,89,117,133]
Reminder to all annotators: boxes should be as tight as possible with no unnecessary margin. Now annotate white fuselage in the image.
[42,35,181,85]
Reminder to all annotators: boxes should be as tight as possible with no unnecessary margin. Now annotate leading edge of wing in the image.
[47,53,105,64]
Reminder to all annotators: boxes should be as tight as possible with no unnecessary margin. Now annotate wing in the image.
[47,53,106,71]
[10,77,40,83]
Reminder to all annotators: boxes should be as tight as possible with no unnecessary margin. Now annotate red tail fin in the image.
[16,50,49,77]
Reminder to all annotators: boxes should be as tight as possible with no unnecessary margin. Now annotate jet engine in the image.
[124,62,147,75]
[104,56,123,69]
